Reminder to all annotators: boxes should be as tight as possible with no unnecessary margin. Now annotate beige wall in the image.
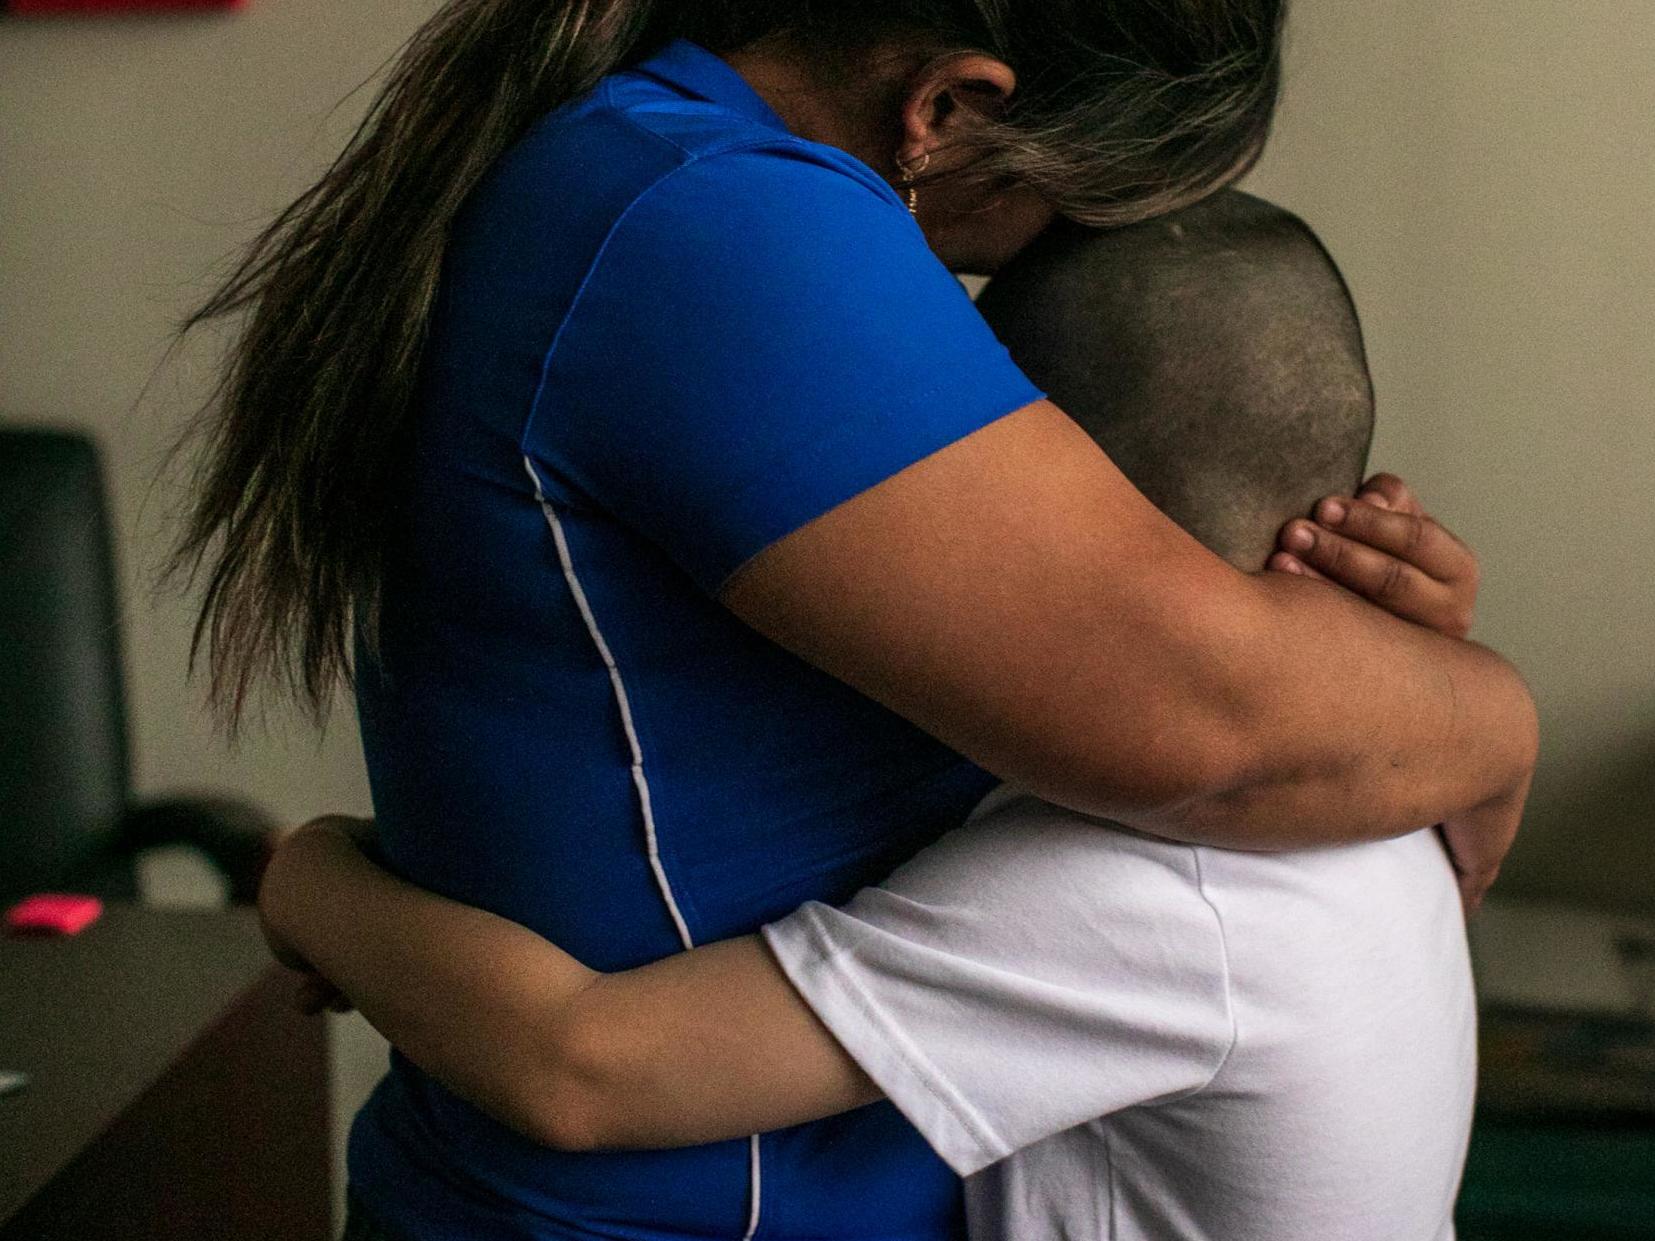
[1242,2,1655,912]
[1,2,437,825]
[3,4,1650,909]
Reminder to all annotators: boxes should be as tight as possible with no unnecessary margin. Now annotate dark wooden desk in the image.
[0,903,330,1240]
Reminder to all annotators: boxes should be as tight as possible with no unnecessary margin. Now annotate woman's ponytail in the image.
[170,0,662,725]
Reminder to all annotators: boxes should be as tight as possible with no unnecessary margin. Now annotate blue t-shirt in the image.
[348,36,1046,1241]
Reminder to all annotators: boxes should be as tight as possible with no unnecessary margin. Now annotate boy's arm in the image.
[260,822,880,1151]
[264,801,1234,1177]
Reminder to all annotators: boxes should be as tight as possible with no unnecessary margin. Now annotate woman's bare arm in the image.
[262,823,876,1151]
[719,400,1537,867]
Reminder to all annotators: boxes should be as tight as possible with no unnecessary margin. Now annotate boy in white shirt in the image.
[755,194,1476,1240]
[264,191,1485,1240]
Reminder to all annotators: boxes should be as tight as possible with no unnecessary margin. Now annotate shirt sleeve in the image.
[760,786,1237,1176]
[525,143,1046,595]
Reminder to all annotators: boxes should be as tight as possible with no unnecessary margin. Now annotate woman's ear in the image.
[898,53,1017,167]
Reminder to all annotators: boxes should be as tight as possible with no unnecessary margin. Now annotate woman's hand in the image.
[1440,772,1533,915]
[1269,474,1531,912]
[1268,473,1480,639]
[258,816,379,1014]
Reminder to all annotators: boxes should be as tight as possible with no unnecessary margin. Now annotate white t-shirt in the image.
[761,782,1476,1241]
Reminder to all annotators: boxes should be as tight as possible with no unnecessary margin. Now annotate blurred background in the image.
[2,3,1651,1238]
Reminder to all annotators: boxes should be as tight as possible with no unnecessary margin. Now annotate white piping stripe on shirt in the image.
[522,457,764,1238]
[523,455,694,950]
[744,1134,763,1241]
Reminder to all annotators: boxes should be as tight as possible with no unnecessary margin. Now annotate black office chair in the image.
[0,424,276,906]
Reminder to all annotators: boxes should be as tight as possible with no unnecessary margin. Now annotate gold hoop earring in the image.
[896,151,931,216]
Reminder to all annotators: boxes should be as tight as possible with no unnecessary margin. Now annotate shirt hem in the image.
[761,906,1013,1177]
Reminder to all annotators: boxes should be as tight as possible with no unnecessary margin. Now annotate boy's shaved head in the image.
[976,191,1375,570]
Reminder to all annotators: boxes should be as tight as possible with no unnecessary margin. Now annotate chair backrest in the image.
[0,426,132,900]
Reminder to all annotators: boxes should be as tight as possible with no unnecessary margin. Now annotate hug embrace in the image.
[173,2,1537,1239]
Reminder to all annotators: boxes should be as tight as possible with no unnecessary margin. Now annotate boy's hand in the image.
[1268,473,1479,639]
[257,825,319,973]
[258,817,377,1014]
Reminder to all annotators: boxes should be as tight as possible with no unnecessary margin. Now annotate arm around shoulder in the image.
[719,399,1538,851]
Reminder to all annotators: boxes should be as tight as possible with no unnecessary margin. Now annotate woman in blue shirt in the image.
[174,3,1536,1239]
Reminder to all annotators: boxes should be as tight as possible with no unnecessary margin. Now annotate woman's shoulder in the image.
[587,49,904,211]
[508,83,904,236]
[621,139,912,264]
[669,133,900,216]
[613,136,907,249]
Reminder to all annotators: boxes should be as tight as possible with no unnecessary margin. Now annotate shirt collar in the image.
[629,38,793,135]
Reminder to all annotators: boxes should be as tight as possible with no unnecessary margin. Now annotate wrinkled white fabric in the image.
[763,783,1474,1240]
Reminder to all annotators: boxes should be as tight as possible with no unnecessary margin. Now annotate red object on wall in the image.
[6,0,244,12]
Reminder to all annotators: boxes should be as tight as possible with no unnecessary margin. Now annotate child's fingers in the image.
[1313,497,1474,585]
[1266,550,1333,584]
[1288,475,1481,640]
[1280,519,1470,637]
[1355,472,1424,516]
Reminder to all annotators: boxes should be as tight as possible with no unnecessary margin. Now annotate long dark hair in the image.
[171,0,1287,726]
